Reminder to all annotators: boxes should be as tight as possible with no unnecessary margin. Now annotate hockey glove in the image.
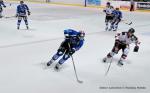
[28,11,31,16]
[133,46,139,52]
[69,48,76,55]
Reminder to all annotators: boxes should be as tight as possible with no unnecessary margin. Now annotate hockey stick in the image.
[121,20,132,25]
[105,57,113,76]
[70,55,83,83]
[68,43,83,83]
[4,15,16,19]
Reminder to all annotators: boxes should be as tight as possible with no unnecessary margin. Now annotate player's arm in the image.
[120,11,123,19]
[74,40,84,51]
[103,9,106,13]
[1,1,6,7]
[132,35,140,45]
[16,6,20,17]
[25,4,30,15]
[132,35,140,52]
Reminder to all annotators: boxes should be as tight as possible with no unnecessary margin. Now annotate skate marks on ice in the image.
[35,61,70,71]
[18,28,37,38]
[0,37,62,48]
[18,28,37,31]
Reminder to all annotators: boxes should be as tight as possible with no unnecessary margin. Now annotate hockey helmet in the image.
[128,28,135,34]
[106,2,110,5]
[116,8,119,10]
[20,1,24,4]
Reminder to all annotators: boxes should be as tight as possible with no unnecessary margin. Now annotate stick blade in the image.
[129,22,132,25]
[77,80,83,84]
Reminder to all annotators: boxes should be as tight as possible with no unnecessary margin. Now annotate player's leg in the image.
[108,16,115,31]
[17,16,22,29]
[23,16,29,29]
[103,43,121,62]
[113,19,121,31]
[54,53,70,70]
[47,49,65,67]
[105,16,109,31]
[109,19,116,31]
[47,41,67,66]
[118,46,129,66]
[55,45,75,70]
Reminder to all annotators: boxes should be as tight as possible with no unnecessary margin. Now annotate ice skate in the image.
[17,26,20,30]
[47,59,54,66]
[26,25,29,30]
[54,63,62,71]
[103,57,107,63]
[105,27,108,31]
[118,60,124,66]
[102,57,112,63]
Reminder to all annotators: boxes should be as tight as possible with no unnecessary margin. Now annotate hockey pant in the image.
[105,15,114,30]
[51,41,75,65]
[17,16,28,26]
[107,42,129,61]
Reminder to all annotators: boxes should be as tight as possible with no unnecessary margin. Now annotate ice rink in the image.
[0,1,150,93]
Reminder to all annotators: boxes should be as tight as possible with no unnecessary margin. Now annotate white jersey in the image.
[103,7,114,15]
[115,32,138,45]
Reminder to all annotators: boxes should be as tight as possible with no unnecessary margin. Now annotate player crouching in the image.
[47,29,85,71]
[103,28,140,66]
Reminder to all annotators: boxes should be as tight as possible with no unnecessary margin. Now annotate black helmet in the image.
[128,28,135,33]
[20,1,24,4]
[116,8,119,10]
[106,2,110,5]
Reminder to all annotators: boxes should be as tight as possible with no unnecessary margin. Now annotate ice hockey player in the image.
[0,0,6,18]
[47,29,85,71]
[103,2,114,31]
[103,28,140,66]
[130,0,135,11]
[16,1,30,29]
[109,8,122,31]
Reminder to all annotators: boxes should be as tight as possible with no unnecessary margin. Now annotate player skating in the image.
[47,29,85,71]
[103,28,140,66]
[103,2,114,31]
[16,1,30,30]
[0,0,6,18]
[109,8,122,31]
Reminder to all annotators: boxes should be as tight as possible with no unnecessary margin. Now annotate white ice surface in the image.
[0,1,150,93]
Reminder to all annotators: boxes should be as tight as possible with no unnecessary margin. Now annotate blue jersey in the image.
[17,4,29,16]
[113,10,122,19]
[64,29,84,51]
